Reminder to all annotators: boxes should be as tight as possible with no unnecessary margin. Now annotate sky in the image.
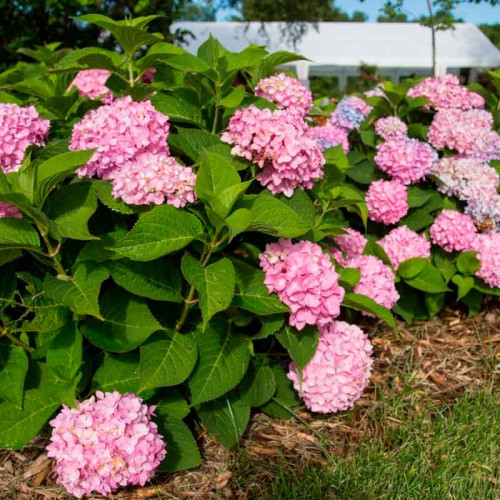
[216,0,500,24]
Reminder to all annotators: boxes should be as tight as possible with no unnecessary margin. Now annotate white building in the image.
[172,22,500,89]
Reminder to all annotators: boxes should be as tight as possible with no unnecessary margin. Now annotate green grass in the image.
[261,389,500,499]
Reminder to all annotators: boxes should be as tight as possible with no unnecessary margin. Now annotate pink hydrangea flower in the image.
[430,156,499,202]
[430,210,477,253]
[111,153,196,207]
[407,74,485,110]
[308,124,350,153]
[329,228,367,266]
[70,96,169,179]
[46,391,166,499]
[346,255,399,311]
[255,73,313,117]
[0,202,22,219]
[0,103,50,173]
[427,109,500,161]
[70,70,111,99]
[221,105,325,197]
[378,226,431,269]
[374,138,437,185]
[259,239,345,330]
[364,85,386,98]
[374,117,408,140]
[366,179,408,224]
[471,232,500,288]
[330,96,372,130]
[287,321,373,413]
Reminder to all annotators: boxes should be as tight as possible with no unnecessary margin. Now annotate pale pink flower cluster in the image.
[465,195,500,232]
[366,179,408,224]
[0,202,22,219]
[330,228,367,266]
[430,210,477,253]
[221,105,325,197]
[111,153,196,207]
[70,70,111,99]
[347,254,399,311]
[374,117,408,140]
[255,73,312,117]
[46,391,166,498]
[430,156,499,203]
[259,239,345,330]
[407,74,485,110]
[288,321,373,413]
[70,96,169,179]
[364,85,385,98]
[427,109,500,161]
[374,138,437,185]
[0,103,50,173]
[471,232,500,288]
[308,124,350,153]
[378,226,431,269]
[330,96,372,130]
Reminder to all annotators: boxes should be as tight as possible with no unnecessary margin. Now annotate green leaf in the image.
[0,388,60,449]
[44,262,109,318]
[339,267,361,289]
[407,186,434,208]
[398,257,428,279]
[456,251,480,276]
[189,317,250,405]
[275,324,319,371]
[452,275,475,300]
[261,364,299,418]
[433,249,457,283]
[225,209,253,239]
[404,264,451,293]
[462,289,483,317]
[138,330,197,392]
[219,85,245,108]
[91,353,140,394]
[168,128,220,162]
[0,338,29,408]
[92,179,136,215]
[346,160,376,184]
[35,150,95,205]
[196,149,249,218]
[157,416,202,472]
[152,92,205,127]
[250,190,314,238]
[231,259,289,315]
[0,218,40,250]
[400,208,435,231]
[259,51,308,78]
[181,253,235,329]
[343,292,397,329]
[112,205,203,261]
[165,53,211,72]
[226,45,267,72]
[45,182,98,240]
[154,388,190,419]
[240,363,276,407]
[108,258,182,302]
[424,292,445,317]
[81,288,161,353]
[47,323,82,383]
[252,315,285,340]
[197,392,250,449]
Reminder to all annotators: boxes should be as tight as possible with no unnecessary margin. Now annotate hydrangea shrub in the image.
[0,16,396,497]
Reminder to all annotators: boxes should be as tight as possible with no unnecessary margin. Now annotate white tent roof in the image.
[172,22,500,69]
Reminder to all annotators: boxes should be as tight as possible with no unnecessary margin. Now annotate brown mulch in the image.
[1,300,499,500]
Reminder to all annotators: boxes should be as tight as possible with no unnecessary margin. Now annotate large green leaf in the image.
[181,253,235,329]
[81,288,161,352]
[154,388,190,420]
[275,324,319,371]
[91,353,140,394]
[92,179,136,215]
[47,323,82,384]
[108,258,182,302]
[404,264,451,294]
[44,262,109,318]
[0,338,29,408]
[343,293,397,329]
[231,259,289,315]
[157,416,202,472]
[0,218,40,250]
[168,128,220,162]
[197,392,250,449]
[240,362,276,407]
[152,92,205,127]
[261,364,300,418]
[45,182,98,240]
[112,205,203,261]
[189,318,250,405]
[138,330,197,392]
[250,190,314,237]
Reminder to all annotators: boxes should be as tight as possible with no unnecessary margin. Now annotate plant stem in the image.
[1,331,33,353]
[212,105,220,134]
[40,231,67,276]
[128,58,135,88]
